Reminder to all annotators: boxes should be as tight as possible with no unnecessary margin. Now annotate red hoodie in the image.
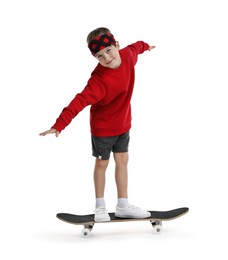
[52,41,149,137]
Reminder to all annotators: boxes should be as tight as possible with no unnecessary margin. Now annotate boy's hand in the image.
[149,45,156,51]
[39,128,60,137]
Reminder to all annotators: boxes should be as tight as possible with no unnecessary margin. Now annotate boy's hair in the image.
[87,27,111,44]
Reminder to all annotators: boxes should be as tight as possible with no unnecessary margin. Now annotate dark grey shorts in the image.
[91,132,130,160]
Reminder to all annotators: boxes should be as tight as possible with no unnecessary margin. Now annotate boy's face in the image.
[95,44,121,69]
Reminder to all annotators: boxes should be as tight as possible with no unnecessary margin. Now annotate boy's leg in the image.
[113,152,129,198]
[93,158,109,198]
[93,158,111,222]
[91,134,116,222]
[113,153,151,219]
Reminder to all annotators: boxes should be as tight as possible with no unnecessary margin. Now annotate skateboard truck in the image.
[81,223,94,238]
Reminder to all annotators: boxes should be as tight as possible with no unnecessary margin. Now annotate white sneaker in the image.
[115,205,151,219]
[94,207,111,222]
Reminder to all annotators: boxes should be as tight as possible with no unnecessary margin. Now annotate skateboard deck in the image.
[57,207,189,237]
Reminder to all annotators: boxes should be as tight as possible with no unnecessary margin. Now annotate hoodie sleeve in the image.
[126,41,150,65]
[51,75,106,132]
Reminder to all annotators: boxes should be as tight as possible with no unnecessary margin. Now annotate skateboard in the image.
[57,207,189,237]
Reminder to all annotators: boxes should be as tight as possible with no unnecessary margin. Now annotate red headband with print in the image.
[88,33,116,55]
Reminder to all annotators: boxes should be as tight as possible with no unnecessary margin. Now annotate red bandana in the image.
[88,33,116,55]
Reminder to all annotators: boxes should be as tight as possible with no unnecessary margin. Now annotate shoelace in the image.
[128,205,140,210]
[94,207,107,215]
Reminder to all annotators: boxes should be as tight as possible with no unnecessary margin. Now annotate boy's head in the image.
[87,27,115,54]
[87,27,121,69]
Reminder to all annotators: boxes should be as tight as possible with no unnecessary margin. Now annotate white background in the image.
[0,0,227,259]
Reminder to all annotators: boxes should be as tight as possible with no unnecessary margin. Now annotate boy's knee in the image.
[95,158,109,169]
[114,152,129,166]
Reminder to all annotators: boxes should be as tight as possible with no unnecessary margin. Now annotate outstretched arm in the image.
[39,128,60,137]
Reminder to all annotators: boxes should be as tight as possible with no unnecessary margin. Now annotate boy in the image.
[40,27,155,222]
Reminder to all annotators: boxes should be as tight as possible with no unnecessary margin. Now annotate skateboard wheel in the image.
[150,220,163,234]
[81,228,91,238]
[153,224,163,234]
